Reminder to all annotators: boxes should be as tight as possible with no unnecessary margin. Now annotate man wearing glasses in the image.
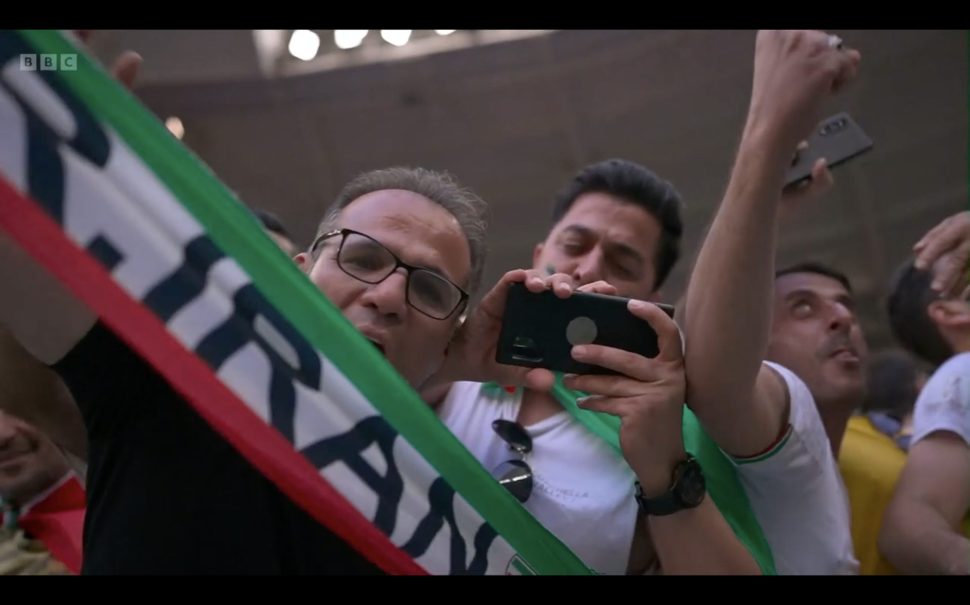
[297,168,484,390]
[0,167,486,573]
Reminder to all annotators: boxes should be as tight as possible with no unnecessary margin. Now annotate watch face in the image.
[676,460,706,507]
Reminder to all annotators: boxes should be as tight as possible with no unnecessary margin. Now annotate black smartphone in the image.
[496,283,675,375]
[784,112,874,188]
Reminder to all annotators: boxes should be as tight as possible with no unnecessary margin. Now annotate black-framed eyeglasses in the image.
[491,419,533,503]
[310,228,469,321]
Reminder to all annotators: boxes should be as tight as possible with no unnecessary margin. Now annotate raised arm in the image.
[684,30,860,456]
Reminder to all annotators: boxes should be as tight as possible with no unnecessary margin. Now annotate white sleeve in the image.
[912,353,970,447]
[726,361,858,575]
[733,362,833,473]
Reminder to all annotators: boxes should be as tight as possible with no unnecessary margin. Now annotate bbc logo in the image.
[20,54,77,71]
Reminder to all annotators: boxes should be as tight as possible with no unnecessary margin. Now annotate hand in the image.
[74,30,142,90]
[780,153,835,222]
[746,30,861,156]
[913,211,970,297]
[563,299,686,496]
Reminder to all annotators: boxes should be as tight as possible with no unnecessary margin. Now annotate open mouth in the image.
[367,340,386,356]
[830,348,860,364]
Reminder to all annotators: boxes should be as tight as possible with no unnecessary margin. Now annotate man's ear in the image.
[928,299,970,329]
[294,252,310,273]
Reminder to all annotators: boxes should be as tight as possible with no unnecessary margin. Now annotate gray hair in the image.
[314,167,489,296]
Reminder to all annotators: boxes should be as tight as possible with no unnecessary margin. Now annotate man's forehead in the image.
[340,192,445,235]
[557,192,652,224]
[775,271,852,298]
[343,189,428,219]
[554,195,659,245]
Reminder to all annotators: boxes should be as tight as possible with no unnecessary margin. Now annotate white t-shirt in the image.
[734,362,858,575]
[912,352,970,447]
[438,382,638,575]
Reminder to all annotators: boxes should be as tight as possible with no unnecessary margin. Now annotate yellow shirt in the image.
[838,415,906,575]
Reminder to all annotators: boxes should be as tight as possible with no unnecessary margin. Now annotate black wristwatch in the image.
[634,454,706,516]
